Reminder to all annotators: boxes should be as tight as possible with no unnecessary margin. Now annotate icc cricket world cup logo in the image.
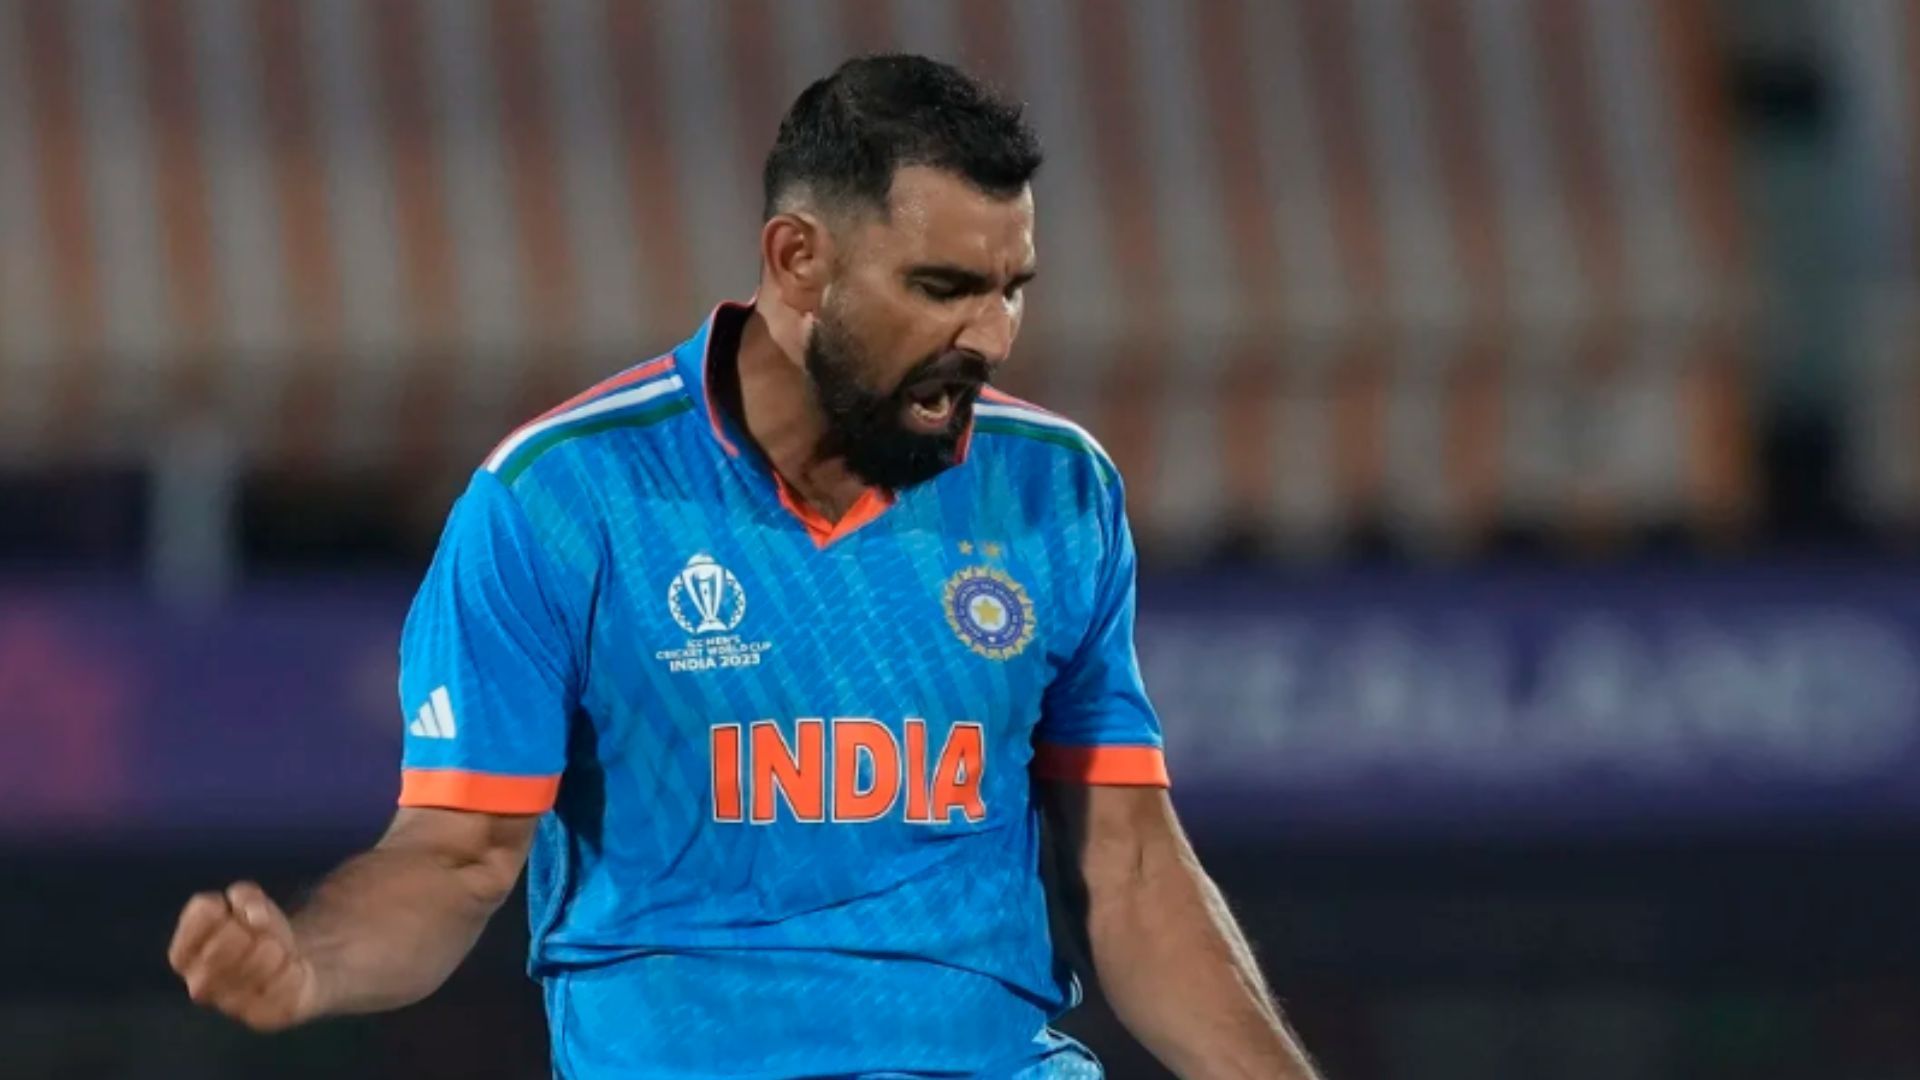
[669,554,747,635]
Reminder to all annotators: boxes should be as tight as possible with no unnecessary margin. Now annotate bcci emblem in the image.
[944,566,1036,661]
[668,554,747,635]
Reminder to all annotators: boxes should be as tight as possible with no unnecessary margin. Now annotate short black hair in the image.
[762,54,1043,221]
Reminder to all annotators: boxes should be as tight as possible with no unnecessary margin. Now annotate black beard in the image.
[805,314,983,491]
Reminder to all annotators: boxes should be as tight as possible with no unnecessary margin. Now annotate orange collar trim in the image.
[776,478,895,549]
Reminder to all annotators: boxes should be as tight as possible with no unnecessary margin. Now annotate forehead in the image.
[854,165,1035,267]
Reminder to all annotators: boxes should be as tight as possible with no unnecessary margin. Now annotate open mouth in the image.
[901,379,980,434]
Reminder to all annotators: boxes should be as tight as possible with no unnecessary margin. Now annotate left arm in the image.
[1041,782,1320,1080]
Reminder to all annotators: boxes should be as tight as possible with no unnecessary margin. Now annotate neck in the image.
[733,302,874,521]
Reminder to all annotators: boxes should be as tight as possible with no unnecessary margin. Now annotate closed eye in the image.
[914,278,970,302]
[907,266,1038,304]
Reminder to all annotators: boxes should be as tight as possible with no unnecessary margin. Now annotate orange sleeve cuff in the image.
[398,768,560,815]
[1032,743,1171,787]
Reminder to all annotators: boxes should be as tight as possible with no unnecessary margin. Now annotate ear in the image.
[761,211,834,317]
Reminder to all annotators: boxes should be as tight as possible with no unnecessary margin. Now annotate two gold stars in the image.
[957,541,1002,558]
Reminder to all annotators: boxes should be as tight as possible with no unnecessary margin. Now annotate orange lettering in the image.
[928,723,986,823]
[903,718,930,823]
[711,724,743,822]
[832,719,901,822]
[720,718,984,826]
[751,719,825,823]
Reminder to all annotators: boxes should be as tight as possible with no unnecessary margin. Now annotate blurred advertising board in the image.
[4,563,1918,842]
[1140,564,1920,836]
[0,580,408,842]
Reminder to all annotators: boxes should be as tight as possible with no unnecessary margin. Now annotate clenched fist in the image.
[168,882,322,1032]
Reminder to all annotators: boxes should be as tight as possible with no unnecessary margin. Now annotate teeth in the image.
[909,393,953,424]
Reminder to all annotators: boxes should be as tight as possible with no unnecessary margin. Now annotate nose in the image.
[953,297,1017,367]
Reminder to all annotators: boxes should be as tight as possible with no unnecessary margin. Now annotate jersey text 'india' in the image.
[711,718,986,825]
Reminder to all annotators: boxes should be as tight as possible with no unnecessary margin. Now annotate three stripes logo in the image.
[409,686,458,740]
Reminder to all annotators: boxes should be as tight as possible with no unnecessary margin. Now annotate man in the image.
[168,55,1319,1079]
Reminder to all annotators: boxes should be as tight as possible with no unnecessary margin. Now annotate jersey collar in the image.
[678,297,753,459]
[677,299,927,549]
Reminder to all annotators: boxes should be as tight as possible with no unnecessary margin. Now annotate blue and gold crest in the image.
[943,565,1036,661]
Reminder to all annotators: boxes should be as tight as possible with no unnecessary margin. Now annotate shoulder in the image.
[481,354,696,490]
[970,389,1122,497]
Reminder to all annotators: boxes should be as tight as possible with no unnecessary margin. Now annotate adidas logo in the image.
[409,686,458,740]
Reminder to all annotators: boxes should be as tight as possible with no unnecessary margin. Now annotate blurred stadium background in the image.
[3,0,1920,1076]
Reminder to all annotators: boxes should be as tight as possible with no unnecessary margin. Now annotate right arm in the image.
[169,471,578,1031]
[167,807,536,1031]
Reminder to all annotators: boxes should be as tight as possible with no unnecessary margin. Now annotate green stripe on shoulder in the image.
[973,416,1118,487]
[496,396,695,485]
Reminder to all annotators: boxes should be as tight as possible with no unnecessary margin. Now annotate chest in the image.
[578,494,1092,750]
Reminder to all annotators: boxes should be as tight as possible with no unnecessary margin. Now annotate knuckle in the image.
[179,906,226,937]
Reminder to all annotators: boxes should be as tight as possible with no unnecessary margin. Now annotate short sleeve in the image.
[1033,478,1170,787]
[395,471,582,814]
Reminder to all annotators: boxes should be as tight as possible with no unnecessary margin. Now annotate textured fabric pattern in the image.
[397,304,1166,1078]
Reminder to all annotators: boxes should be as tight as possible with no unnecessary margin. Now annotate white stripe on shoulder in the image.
[484,373,685,472]
[974,401,1110,455]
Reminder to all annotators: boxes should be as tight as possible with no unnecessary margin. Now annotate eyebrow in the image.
[905,264,1039,292]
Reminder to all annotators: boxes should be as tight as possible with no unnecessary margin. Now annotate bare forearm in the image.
[290,845,509,1017]
[1087,851,1318,1080]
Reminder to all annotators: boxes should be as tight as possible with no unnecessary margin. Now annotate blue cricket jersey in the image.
[396,302,1170,1078]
